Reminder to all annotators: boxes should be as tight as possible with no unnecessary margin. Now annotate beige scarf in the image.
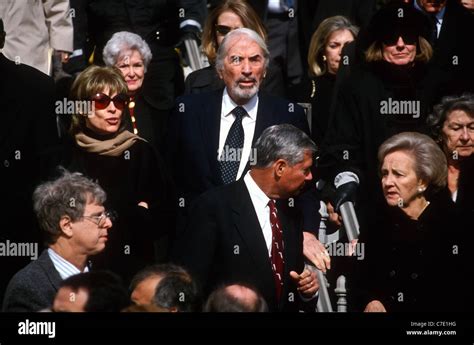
[75,130,143,157]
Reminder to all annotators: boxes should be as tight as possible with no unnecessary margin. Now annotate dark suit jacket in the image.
[0,53,58,301]
[172,179,307,312]
[167,90,310,206]
[429,0,474,94]
[2,250,62,312]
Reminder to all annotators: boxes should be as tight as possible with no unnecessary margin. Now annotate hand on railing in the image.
[303,231,331,273]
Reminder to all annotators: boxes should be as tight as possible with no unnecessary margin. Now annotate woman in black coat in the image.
[362,132,463,312]
[45,66,173,284]
[289,15,358,146]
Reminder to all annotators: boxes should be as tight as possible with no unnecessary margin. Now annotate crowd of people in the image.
[0,0,473,313]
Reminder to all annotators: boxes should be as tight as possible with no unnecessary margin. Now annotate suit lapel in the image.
[38,250,63,291]
[253,93,274,147]
[231,181,276,299]
[241,94,274,176]
[201,90,224,184]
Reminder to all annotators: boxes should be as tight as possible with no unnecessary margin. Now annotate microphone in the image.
[334,174,360,241]
[339,201,360,242]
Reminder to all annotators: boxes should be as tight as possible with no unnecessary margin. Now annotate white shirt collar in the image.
[222,88,258,121]
[244,170,270,212]
[47,248,89,280]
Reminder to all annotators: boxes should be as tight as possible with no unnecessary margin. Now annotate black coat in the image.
[0,54,58,301]
[289,73,336,146]
[320,61,445,205]
[43,131,174,283]
[360,197,464,312]
[423,0,474,94]
[171,179,309,312]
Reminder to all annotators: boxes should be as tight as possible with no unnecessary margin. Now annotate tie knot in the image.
[268,199,276,210]
[233,106,247,121]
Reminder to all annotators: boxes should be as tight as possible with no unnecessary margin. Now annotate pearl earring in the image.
[418,187,424,193]
[322,55,327,61]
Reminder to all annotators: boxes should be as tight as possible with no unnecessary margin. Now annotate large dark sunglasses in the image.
[382,32,418,46]
[215,25,236,36]
[91,93,128,110]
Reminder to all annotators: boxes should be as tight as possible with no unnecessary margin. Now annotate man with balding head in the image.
[204,283,269,312]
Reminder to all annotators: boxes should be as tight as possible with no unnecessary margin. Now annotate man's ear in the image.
[59,216,74,237]
[217,68,224,80]
[274,159,287,178]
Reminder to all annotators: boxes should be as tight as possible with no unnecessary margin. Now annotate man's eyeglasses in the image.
[82,211,117,227]
[91,93,128,111]
[215,25,240,36]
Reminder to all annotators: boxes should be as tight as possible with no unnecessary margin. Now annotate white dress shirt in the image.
[218,88,258,180]
[48,248,89,280]
[244,171,318,300]
[243,171,273,255]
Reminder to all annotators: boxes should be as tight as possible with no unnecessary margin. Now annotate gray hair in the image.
[103,31,153,71]
[254,124,317,168]
[33,169,107,245]
[426,93,474,142]
[129,263,187,291]
[215,28,270,73]
[308,16,359,77]
[378,132,447,190]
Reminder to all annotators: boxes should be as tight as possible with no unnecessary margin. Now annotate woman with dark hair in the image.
[362,132,463,312]
[45,65,173,285]
[184,0,284,96]
[427,94,474,210]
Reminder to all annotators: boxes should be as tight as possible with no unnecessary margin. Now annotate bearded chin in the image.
[232,83,259,101]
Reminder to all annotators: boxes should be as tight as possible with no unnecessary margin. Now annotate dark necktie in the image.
[220,106,246,184]
[429,14,438,46]
[268,199,285,302]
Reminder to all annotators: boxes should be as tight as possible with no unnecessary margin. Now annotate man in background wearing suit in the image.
[173,124,319,311]
[2,171,113,312]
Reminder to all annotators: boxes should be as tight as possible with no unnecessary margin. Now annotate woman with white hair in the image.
[103,31,160,149]
[361,132,465,312]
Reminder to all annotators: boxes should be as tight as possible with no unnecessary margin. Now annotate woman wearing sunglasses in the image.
[45,65,173,285]
[102,32,159,150]
[184,0,284,96]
